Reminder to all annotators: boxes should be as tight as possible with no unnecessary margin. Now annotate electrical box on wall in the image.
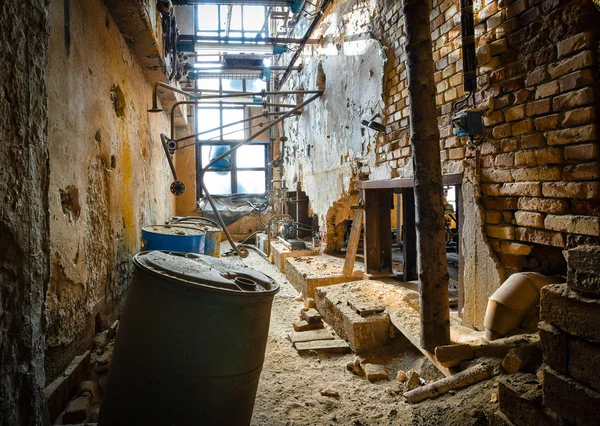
[452,110,483,139]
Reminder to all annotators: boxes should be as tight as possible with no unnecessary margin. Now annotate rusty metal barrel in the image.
[98,251,279,426]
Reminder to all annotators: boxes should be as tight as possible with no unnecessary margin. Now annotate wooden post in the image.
[403,0,451,351]
[363,189,393,275]
[402,188,417,281]
[343,204,364,277]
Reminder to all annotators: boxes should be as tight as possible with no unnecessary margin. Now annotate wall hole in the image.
[59,185,81,222]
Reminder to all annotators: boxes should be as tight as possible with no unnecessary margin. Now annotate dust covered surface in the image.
[227,249,501,425]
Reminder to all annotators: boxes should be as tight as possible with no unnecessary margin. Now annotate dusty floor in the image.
[222,247,501,426]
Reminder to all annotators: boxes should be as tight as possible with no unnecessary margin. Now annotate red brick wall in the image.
[367,0,599,274]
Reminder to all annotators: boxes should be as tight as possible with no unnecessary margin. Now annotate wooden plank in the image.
[343,208,364,277]
[288,329,335,344]
[294,339,352,354]
[301,308,322,324]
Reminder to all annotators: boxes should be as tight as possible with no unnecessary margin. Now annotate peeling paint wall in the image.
[281,7,386,245]
[45,0,174,380]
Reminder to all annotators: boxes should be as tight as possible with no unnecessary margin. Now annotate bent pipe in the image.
[483,272,563,341]
[200,93,322,258]
[150,82,200,113]
[266,214,292,257]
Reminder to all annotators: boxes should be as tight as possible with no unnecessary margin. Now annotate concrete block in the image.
[292,320,324,332]
[314,282,393,353]
[294,339,351,354]
[270,240,320,273]
[566,245,600,297]
[540,284,600,343]
[543,366,600,426]
[301,308,322,324]
[285,255,363,299]
[538,321,568,375]
[498,374,561,426]
[568,337,600,393]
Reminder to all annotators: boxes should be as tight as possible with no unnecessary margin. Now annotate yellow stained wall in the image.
[46,0,174,379]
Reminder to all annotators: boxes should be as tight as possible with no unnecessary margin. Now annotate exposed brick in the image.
[525,99,551,117]
[563,162,600,181]
[500,182,541,197]
[512,166,561,182]
[504,105,525,122]
[515,227,564,246]
[492,123,512,139]
[500,241,533,255]
[506,0,527,18]
[513,89,532,105]
[483,110,504,127]
[561,107,595,127]
[511,119,533,135]
[448,147,465,160]
[546,124,596,145]
[515,210,545,228]
[545,214,600,237]
[481,168,513,183]
[485,210,503,224]
[534,81,559,99]
[486,225,515,240]
[548,50,594,79]
[483,196,519,210]
[543,366,600,426]
[494,153,514,167]
[514,150,536,166]
[566,245,600,297]
[559,69,595,93]
[489,38,507,56]
[500,253,525,269]
[553,87,594,111]
[543,181,600,199]
[569,338,600,393]
[557,32,593,59]
[541,283,600,342]
[533,114,559,131]
[564,142,599,161]
[538,321,567,375]
[571,199,600,217]
[520,134,545,149]
[535,147,563,165]
[478,3,498,22]
[525,67,548,87]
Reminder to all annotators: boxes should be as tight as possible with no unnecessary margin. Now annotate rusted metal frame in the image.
[200,92,322,258]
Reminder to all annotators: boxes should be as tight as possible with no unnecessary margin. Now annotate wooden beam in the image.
[403,0,451,351]
[343,206,364,277]
[357,173,463,190]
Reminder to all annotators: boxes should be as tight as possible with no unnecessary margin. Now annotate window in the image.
[194,4,270,197]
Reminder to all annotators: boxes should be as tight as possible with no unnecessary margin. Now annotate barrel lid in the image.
[142,225,206,237]
[134,251,278,293]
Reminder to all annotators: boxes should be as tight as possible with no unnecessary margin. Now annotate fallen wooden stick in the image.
[404,363,493,403]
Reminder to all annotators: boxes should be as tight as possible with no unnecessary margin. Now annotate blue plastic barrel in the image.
[141,225,205,254]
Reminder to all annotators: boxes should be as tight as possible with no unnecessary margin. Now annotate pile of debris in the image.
[44,320,119,425]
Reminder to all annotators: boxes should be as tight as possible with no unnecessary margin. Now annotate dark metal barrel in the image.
[98,251,279,426]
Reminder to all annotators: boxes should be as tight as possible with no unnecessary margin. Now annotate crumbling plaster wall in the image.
[45,0,174,380]
[0,1,50,423]
[281,0,387,247]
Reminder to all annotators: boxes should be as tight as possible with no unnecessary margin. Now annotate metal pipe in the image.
[266,214,292,257]
[160,134,179,181]
[199,92,322,257]
[150,82,199,113]
[179,34,319,45]
[276,0,333,90]
[170,91,322,139]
